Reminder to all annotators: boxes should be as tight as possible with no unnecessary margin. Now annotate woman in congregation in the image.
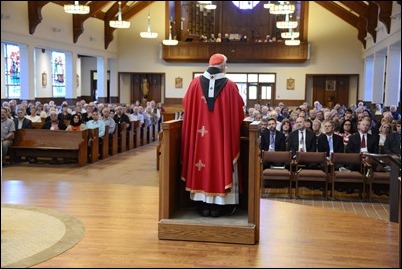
[26,106,42,123]
[280,118,292,139]
[66,113,87,132]
[377,122,392,153]
[335,119,356,147]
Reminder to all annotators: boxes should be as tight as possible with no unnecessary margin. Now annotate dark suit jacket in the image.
[287,129,316,157]
[13,118,33,130]
[383,132,401,154]
[317,133,344,157]
[345,132,379,154]
[260,129,286,152]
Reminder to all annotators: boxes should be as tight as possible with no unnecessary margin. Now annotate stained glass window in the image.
[51,51,66,97]
[4,43,21,98]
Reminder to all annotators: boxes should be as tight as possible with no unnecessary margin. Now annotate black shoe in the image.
[199,208,210,217]
[210,209,224,217]
[197,202,210,217]
[210,204,226,218]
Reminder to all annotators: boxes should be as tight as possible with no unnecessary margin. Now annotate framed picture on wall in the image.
[175,77,183,88]
[286,78,295,90]
[325,80,336,91]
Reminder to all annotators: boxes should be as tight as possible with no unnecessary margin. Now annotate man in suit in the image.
[383,119,401,155]
[13,106,33,130]
[346,118,379,155]
[317,120,344,158]
[345,118,379,175]
[287,116,316,158]
[260,117,286,169]
[13,106,33,163]
[261,118,286,152]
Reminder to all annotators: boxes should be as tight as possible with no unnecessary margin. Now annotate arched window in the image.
[51,51,66,97]
[4,43,21,98]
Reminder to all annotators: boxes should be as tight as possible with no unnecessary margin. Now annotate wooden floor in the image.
[1,142,400,268]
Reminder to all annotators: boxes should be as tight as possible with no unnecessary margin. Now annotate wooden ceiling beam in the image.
[28,1,50,35]
[314,1,366,48]
[373,1,392,34]
[72,1,110,43]
[339,1,377,43]
[104,1,126,50]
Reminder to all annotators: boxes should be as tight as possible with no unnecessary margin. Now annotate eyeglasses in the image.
[344,124,351,126]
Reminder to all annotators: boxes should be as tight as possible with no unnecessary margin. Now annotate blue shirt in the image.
[86,119,105,138]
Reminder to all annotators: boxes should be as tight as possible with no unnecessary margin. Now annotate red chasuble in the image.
[181,76,244,196]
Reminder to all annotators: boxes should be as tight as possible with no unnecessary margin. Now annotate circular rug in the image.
[1,204,85,268]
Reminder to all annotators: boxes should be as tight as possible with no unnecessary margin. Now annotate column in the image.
[372,51,386,104]
[96,56,107,103]
[362,56,373,102]
[384,45,401,106]
[64,51,77,104]
[19,43,35,101]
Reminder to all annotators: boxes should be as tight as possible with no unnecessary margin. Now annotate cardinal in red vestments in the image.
[181,53,245,217]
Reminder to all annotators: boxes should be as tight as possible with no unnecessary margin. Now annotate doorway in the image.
[306,74,359,108]
[91,70,110,103]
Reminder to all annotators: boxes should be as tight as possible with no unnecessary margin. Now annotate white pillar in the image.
[96,56,107,102]
[384,44,401,106]
[19,43,35,100]
[362,56,374,102]
[64,51,76,99]
[371,51,387,104]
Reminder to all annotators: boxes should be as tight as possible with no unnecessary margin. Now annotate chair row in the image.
[260,151,393,200]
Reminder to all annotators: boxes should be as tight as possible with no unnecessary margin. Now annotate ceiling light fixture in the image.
[276,13,298,29]
[109,1,130,29]
[269,1,295,15]
[64,1,90,15]
[140,4,158,39]
[285,38,300,46]
[281,28,300,39]
[162,20,178,46]
[199,1,217,10]
[263,1,274,9]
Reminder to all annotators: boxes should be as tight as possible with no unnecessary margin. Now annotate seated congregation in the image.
[1,99,162,166]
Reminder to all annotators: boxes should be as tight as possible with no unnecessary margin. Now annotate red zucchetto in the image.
[209,53,226,66]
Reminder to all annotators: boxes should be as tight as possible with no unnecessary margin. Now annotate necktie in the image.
[361,134,366,148]
[270,131,275,150]
[300,131,304,152]
[328,136,333,152]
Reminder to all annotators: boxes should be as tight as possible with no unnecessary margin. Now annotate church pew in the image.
[109,126,118,156]
[99,125,109,159]
[88,128,99,163]
[127,121,134,150]
[9,129,88,166]
[117,123,127,153]
[32,122,43,129]
[133,120,141,148]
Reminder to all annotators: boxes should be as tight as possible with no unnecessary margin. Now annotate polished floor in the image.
[263,187,390,222]
[1,142,400,268]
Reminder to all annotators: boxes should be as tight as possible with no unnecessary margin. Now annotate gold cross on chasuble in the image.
[198,126,208,137]
[195,159,205,171]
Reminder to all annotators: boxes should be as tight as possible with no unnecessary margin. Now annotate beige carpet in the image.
[1,204,85,268]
